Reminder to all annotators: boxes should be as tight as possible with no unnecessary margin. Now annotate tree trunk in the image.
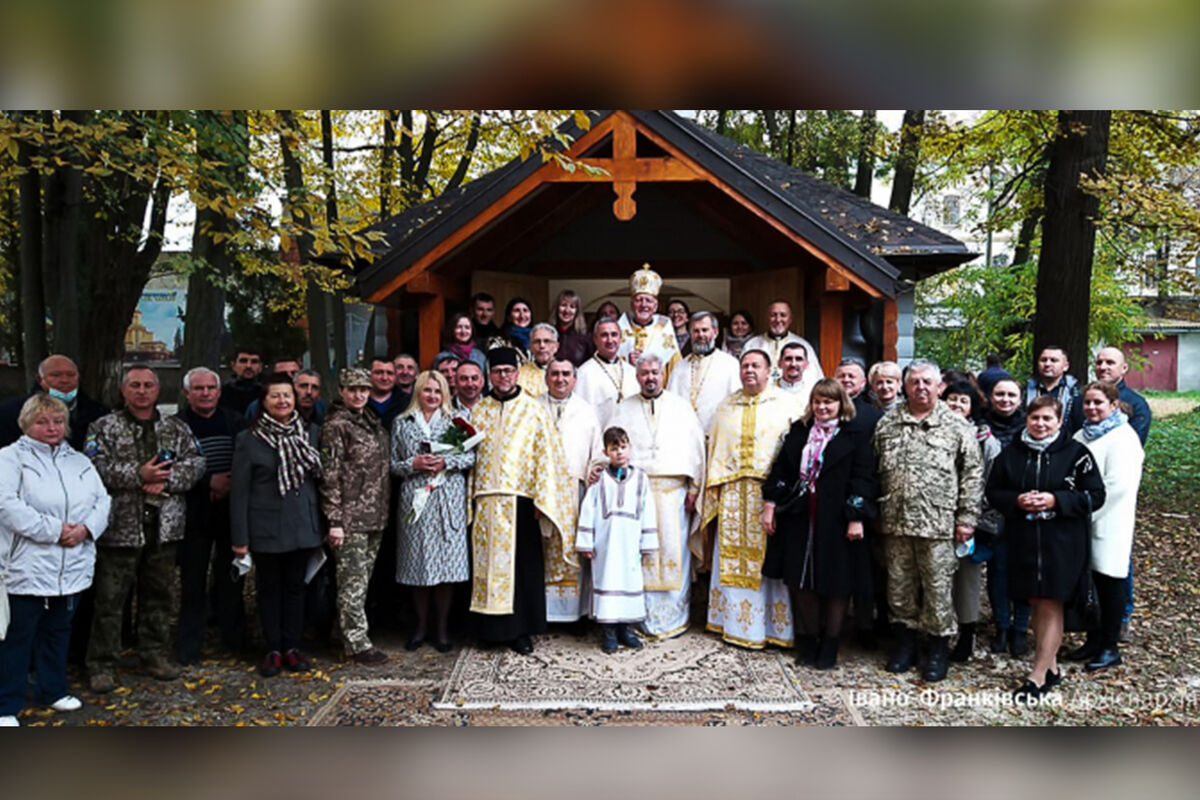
[380,110,397,219]
[53,110,85,360]
[853,110,877,198]
[445,111,481,192]
[762,110,779,158]
[1034,111,1111,379]
[715,110,729,136]
[784,110,796,165]
[409,111,438,204]
[278,110,331,395]
[321,110,348,375]
[889,110,925,215]
[181,111,247,374]
[399,110,414,206]
[17,113,48,386]
[1011,210,1041,268]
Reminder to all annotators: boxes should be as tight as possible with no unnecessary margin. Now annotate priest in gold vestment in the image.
[538,358,604,623]
[515,323,558,398]
[702,348,797,649]
[469,348,577,654]
[608,354,706,639]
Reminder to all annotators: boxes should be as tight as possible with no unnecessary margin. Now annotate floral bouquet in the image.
[404,417,485,525]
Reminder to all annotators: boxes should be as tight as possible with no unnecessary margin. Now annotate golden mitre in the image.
[630,262,662,297]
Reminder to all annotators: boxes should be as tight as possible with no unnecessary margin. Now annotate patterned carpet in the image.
[309,629,863,725]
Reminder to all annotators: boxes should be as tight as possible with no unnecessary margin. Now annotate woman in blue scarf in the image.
[498,297,533,358]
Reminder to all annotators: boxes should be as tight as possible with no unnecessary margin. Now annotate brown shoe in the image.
[351,648,389,665]
[89,673,116,694]
[143,656,182,681]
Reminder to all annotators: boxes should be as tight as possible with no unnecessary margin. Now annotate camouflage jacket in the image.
[317,402,390,532]
[873,401,983,539]
[85,409,205,548]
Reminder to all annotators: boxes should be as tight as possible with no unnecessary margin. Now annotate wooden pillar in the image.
[612,112,637,220]
[416,292,444,369]
[386,307,403,359]
[882,298,899,362]
[820,268,849,376]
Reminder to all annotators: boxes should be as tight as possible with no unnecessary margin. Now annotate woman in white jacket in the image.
[0,394,110,726]
[1066,380,1144,673]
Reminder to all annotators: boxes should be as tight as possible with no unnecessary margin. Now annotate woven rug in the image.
[432,630,813,712]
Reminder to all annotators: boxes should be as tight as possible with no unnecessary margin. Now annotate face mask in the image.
[48,387,78,404]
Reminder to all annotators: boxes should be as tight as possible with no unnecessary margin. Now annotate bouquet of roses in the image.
[404,417,485,525]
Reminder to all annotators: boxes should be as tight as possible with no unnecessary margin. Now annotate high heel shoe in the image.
[405,635,425,651]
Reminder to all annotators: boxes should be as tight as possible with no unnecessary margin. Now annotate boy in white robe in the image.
[576,427,659,654]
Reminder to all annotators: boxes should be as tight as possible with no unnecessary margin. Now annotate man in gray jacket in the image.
[85,366,205,693]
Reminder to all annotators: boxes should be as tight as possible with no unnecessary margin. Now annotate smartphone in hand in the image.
[155,448,176,470]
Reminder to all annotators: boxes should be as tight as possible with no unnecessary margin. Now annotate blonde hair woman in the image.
[391,371,475,652]
[552,290,594,367]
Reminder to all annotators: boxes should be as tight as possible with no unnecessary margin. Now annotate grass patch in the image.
[1143,389,1200,401]
[1142,407,1200,507]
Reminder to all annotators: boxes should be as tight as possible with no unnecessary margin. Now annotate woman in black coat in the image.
[761,379,877,669]
[986,395,1105,703]
[231,372,324,678]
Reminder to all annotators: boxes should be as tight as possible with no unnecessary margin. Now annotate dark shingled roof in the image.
[346,110,972,299]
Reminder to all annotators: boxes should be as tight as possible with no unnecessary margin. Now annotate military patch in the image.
[84,433,100,458]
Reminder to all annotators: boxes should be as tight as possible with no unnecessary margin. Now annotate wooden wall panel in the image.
[728,266,803,334]
[471,270,550,323]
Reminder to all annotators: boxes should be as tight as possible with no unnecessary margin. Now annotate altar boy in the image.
[575,427,659,654]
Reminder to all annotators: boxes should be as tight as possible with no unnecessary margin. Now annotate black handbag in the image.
[775,481,808,515]
[1063,568,1101,633]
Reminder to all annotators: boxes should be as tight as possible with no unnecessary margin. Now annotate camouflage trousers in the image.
[883,535,958,637]
[334,530,383,655]
[87,542,179,674]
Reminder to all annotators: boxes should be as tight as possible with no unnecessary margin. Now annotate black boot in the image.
[1085,646,1122,672]
[1009,628,1029,657]
[989,627,1009,654]
[795,634,818,666]
[601,625,618,654]
[616,623,643,649]
[1066,634,1102,662]
[922,636,950,682]
[885,626,916,673]
[814,636,840,670]
[949,623,975,663]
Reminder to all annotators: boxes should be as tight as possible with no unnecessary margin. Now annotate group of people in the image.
[0,263,1152,724]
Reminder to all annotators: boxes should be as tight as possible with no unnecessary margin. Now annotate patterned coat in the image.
[318,402,390,533]
[873,401,983,539]
[85,409,205,548]
[390,408,475,585]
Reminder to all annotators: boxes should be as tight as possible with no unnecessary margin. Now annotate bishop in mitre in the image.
[575,317,639,426]
[702,348,796,649]
[666,310,742,436]
[607,354,706,640]
[617,263,681,377]
[469,347,578,655]
[538,357,604,623]
[516,323,559,398]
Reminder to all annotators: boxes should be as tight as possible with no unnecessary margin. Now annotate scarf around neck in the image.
[449,341,475,362]
[1080,408,1128,441]
[724,333,751,358]
[254,411,322,495]
[506,325,531,352]
[799,418,839,489]
[1020,427,1060,453]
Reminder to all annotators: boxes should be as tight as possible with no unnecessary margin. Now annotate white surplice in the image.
[743,331,823,385]
[607,391,706,639]
[575,354,640,427]
[576,466,658,623]
[616,312,681,374]
[666,349,742,436]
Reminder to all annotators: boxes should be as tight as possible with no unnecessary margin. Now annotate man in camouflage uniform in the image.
[318,368,391,665]
[85,366,205,692]
[873,359,982,682]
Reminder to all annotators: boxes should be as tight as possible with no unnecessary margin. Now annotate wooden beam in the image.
[825,268,850,292]
[541,157,701,182]
[365,115,619,304]
[406,271,464,300]
[819,292,844,376]
[612,111,638,220]
[417,292,445,369]
[633,120,883,298]
[882,298,899,362]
